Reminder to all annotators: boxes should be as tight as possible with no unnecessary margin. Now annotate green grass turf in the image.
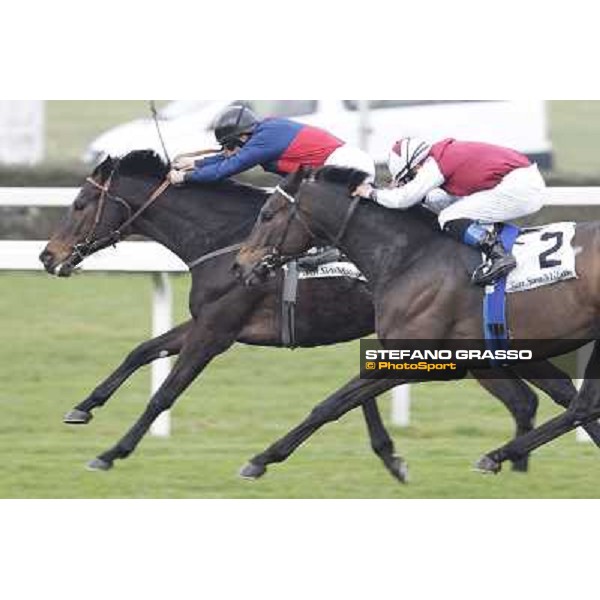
[1,272,598,498]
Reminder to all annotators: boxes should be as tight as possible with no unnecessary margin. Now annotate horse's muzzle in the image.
[39,247,81,277]
[39,248,55,273]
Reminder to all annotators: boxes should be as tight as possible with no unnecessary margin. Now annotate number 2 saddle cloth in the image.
[484,221,577,364]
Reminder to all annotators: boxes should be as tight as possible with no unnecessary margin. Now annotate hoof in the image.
[86,457,113,471]
[239,461,267,480]
[64,409,93,425]
[510,456,529,473]
[385,455,409,484]
[473,455,502,475]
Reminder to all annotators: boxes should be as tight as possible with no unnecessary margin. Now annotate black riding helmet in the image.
[214,105,259,150]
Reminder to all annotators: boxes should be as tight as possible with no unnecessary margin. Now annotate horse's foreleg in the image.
[87,319,237,471]
[472,372,539,472]
[64,321,192,424]
[361,398,409,483]
[240,375,404,480]
[477,342,600,473]
[513,360,600,448]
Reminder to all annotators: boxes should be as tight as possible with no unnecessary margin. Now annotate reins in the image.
[114,179,171,234]
[263,183,361,267]
[187,243,243,269]
[333,194,361,246]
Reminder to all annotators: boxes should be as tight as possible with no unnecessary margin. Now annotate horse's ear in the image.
[298,165,313,180]
[287,165,311,192]
[92,154,114,180]
[299,165,317,185]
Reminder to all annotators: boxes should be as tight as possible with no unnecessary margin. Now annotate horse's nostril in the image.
[39,250,52,266]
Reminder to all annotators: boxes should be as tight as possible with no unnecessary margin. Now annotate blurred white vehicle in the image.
[84,100,553,170]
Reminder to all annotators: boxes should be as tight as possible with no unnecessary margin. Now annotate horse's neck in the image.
[316,192,437,284]
[126,179,264,264]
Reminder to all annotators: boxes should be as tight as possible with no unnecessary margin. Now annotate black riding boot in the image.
[472,234,517,286]
[443,219,517,286]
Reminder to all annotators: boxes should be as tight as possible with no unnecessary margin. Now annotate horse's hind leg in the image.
[513,360,600,448]
[64,320,191,424]
[477,342,600,473]
[240,375,404,480]
[473,372,538,472]
[361,398,409,483]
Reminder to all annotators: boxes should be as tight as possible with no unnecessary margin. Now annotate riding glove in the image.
[168,169,187,185]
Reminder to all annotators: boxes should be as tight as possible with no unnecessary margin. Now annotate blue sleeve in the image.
[193,154,224,168]
[185,128,284,183]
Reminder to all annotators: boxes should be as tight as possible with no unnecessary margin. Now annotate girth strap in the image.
[282,260,300,348]
[483,223,520,365]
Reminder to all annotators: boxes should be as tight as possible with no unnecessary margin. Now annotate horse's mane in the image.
[314,165,370,191]
[94,149,269,202]
[314,165,441,230]
[117,150,170,179]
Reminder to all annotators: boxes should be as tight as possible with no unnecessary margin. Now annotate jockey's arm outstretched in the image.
[168,105,376,184]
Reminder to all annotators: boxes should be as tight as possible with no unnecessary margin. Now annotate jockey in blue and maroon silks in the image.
[168,105,375,184]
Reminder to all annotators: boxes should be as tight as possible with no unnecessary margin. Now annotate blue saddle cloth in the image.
[483,224,520,365]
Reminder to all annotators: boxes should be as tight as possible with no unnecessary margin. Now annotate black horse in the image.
[39,152,586,478]
[234,165,600,478]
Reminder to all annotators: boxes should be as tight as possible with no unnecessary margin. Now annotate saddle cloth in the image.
[296,261,366,281]
[483,221,578,366]
[505,221,577,293]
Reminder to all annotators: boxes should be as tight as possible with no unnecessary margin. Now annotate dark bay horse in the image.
[39,152,586,478]
[234,165,600,478]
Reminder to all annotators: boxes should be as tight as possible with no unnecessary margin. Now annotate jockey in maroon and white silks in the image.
[355,137,546,286]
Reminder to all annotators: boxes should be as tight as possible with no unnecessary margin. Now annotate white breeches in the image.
[437,164,546,228]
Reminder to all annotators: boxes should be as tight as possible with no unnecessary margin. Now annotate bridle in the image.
[66,168,170,267]
[254,180,361,275]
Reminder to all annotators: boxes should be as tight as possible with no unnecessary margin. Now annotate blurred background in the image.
[4,100,600,170]
[1,100,599,498]
[5,99,600,173]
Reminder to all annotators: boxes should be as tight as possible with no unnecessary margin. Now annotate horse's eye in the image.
[73,199,86,211]
[261,210,274,222]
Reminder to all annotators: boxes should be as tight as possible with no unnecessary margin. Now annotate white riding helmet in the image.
[388,137,432,184]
